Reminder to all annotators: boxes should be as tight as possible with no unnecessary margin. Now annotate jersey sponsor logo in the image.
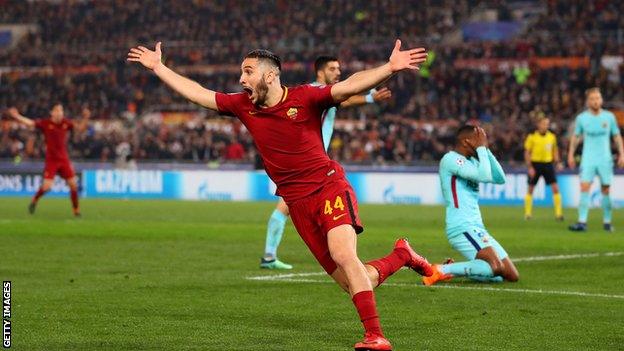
[287,107,298,119]
[602,122,608,129]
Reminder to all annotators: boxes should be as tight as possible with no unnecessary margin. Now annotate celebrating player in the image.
[260,55,392,270]
[128,40,432,350]
[8,104,81,217]
[568,88,624,232]
[523,114,564,221]
[424,125,519,286]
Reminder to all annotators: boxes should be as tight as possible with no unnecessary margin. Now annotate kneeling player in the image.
[424,125,519,286]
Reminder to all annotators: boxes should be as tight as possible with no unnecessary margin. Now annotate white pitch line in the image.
[246,276,624,300]
[513,251,624,262]
[247,272,326,280]
[246,251,624,300]
[247,251,624,281]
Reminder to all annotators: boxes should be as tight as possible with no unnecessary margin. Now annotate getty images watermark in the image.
[2,281,10,348]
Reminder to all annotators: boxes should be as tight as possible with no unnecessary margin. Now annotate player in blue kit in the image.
[568,88,624,232]
[423,125,519,285]
[260,56,391,269]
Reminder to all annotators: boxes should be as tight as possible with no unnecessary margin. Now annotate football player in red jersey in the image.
[128,40,431,351]
[8,104,81,217]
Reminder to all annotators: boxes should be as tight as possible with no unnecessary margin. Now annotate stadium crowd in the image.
[1,0,623,165]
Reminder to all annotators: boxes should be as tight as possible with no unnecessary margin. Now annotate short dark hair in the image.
[245,49,281,71]
[456,124,477,142]
[585,87,601,98]
[314,55,339,73]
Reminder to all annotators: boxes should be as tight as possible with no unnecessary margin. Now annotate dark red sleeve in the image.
[66,119,75,130]
[304,84,337,110]
[34,119,45,130]
[215,92,245,117]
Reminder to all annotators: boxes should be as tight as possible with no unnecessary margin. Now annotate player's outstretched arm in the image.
[339,87,392,108]
[331,40,426,103]
[127,42,218,110]
[7,108,35,128]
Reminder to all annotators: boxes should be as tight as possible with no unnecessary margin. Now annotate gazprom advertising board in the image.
[2,169,623,208]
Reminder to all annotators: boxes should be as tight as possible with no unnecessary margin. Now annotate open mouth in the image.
[243,87,253,97]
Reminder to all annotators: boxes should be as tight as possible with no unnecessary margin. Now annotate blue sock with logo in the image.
[602,194,612,224]
[441,259,494,278]
[578,192,590,223]
[264,209,288,258]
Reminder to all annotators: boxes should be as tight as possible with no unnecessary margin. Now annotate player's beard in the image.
[254,75,269,106]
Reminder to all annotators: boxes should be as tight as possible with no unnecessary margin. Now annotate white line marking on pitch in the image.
[513,251,624,262]
[247,276,624,300]
[246,251,624,300]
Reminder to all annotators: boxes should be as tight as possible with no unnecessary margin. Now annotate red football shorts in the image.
[288,177,364,275]
[43,160,75,180]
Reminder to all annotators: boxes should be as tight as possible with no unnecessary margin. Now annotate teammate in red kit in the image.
[8,104,81,217]
[128,40,432,351]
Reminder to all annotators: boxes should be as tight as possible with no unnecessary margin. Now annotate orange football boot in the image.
[422,264,453,286]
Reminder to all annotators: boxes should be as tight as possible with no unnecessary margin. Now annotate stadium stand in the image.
[1,0,623,165]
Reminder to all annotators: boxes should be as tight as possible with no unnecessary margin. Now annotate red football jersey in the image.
[216,84,343,202]
[35,118,74,161]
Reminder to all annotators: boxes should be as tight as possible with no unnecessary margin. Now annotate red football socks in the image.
[352,290,383,337]
[32,187,48,203]
[366,248,410,286]
[70,188,79,210]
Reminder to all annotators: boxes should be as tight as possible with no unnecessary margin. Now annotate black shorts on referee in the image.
[529,162,557,185]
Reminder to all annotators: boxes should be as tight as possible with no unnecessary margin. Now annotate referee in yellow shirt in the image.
[524,115,564,220]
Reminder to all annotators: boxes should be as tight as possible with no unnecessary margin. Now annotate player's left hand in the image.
[372,87,392,102]
[618,155,624,168]
[7,107,19,119]
[388,39,427,73]
[555,162,564,172]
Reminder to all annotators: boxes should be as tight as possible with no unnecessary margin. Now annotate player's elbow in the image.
[331,81,360,103]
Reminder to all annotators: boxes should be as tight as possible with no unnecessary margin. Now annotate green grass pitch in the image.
[1,198,623,350]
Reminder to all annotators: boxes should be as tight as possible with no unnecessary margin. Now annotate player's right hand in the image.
[475,127,488,147]
[127,42,163,70]
[372,87,392,103]
[528,166,536,178]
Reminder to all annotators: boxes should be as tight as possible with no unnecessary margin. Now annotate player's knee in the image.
[505,270,519,282]
[488,261,504,276]
[330,250,357,268]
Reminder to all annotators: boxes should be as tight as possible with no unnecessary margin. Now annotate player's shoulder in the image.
[222,91,249,100]
[603,109,616,118]
[576,110,589,119]
[295,83,327,93]
[440,151,466,168]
